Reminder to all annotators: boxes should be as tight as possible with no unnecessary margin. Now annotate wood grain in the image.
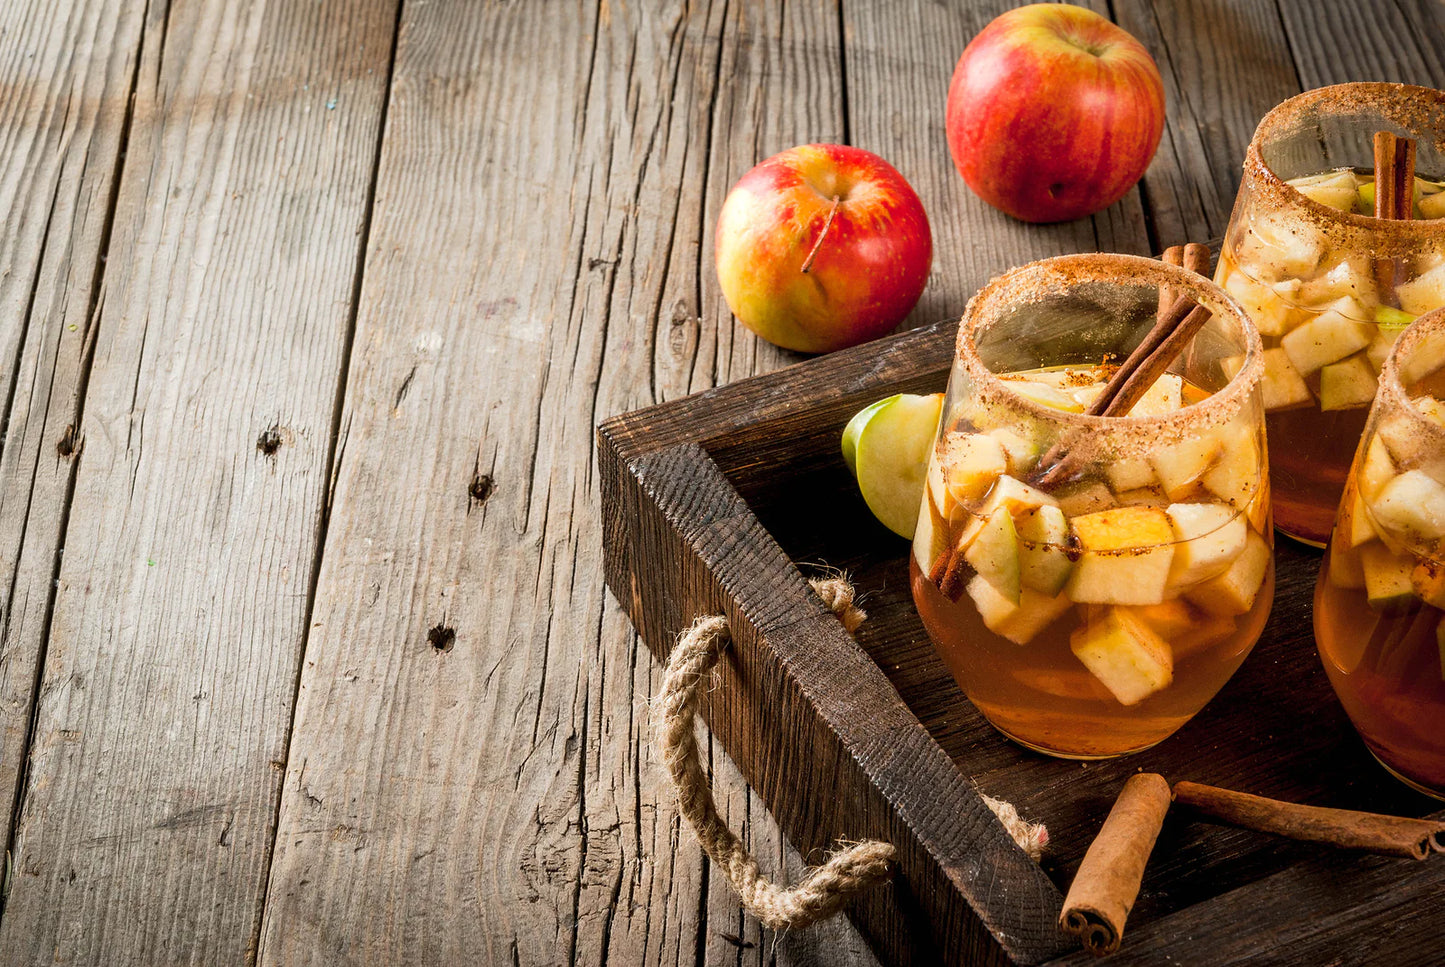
[0,1,397,961]
[0,0,146,854]
[256,0,888,963]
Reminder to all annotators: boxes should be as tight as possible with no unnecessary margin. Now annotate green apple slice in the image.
[841,397,892,477]
[854,392,943,538]
[964,508,1021,604]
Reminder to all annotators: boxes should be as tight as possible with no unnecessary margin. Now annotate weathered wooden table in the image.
[0,1,1440,964]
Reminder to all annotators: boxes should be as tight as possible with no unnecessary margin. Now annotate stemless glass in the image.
[1216,83,1445,545]
[910,254,1271,759]
[1315,307,1445,799]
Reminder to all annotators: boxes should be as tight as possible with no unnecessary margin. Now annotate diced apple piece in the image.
[913,494,950,576]
[1007,380,1084,412]
[1397,262,1445,317]
[1066,507,1176,606]
[1260,348,1314,411]
[1167,503,1248,589]
[1150,433,1223,501]
[1128,373,1184,417]
[1172,614,1243,664]
[1359,437,1396,501]
[927,456,953,520]
[1366,327,1401,374]
[1375,411,1419,467]
[964,509,1021,603]
[1370,470,1445,542]
[1069,608,1174,706]
[1186,528,1270,617]
[1421,191,1445,220]
[1244,211,1324,278]
[1344,483,1379,549]
[1106,456,1156,493]
[1201,422,1259,508]
[967,576,1073,646]
[1290,169,1359,211]
[1360,543,1417,612]
[1411,558,1445,610]
[854,392,944,538]
[1070,383,1106,410]
[1223,270,1299,337]
[1114,487,1170,509]
[982,474,1059,517]
[1328,536,1366,590]
[1016,505,1073,596]
[1125,599,1196,640]
[940,432,1007,506]
[1298,260,1376,308]
[1319,354,1379,411]
[1375,306,1417,330]
[1415,396,1445,429]
[987,426,1044,475]
[1220,353,1245,384]
[1055,481,1116,518]
[1280,309,1374,375]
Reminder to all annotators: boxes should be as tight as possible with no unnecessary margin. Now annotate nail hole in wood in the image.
[257,425,284,456]
[428,624,455,654]
[56,424,78,458]
[469,472,494,505]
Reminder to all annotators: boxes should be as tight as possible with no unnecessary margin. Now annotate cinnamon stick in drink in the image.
[1173,781,1445,860]
[1060,773,1172,957]
[1372,130,1417,299]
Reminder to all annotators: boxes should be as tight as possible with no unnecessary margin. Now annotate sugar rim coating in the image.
[955,253,1264,460]
[1242,82,1445,254]
[1375,306,1445,454]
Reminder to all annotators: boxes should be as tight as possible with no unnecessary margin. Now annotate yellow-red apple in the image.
[946,4,1164,223]
[714,144,932,353]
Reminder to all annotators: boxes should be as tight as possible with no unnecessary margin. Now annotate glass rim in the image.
[955,253,1264,449]
[1242,82,1445,245]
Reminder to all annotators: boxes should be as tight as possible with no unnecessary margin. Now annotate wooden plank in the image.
[256,0,885,963]
[842,0,1153,329]
[0,1,398,962]
[1277,0,1445,89]
[0,0,146,847]
[1115,0,1303,247]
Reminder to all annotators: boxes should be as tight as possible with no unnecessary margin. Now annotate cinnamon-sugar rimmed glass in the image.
[1315,307,1445,800]
[910,253,1271,759]
[1216,82,1445,546]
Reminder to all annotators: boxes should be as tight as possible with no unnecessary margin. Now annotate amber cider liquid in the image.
[1316,554,1445,798]
[910,556,1274,759]
[1266,405,1367,546]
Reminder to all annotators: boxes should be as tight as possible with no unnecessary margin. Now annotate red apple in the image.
[715,144,932,354]
[946,4,1165,223]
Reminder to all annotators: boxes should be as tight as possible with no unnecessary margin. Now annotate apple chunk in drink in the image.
[910,254,1272,759]
[1216,83,1445,544]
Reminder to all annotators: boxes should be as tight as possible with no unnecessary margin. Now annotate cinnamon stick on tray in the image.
[1060,773,1172,957]
[1173,781,1445,860]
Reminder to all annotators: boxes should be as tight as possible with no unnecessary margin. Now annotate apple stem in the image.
[800,195,841,275]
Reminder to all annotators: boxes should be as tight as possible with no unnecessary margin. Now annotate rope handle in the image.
[652,575,1048,931]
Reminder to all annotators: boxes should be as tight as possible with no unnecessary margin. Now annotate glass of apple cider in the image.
[910,253,1272,759]
[1216,83,1445,545]
[1315,307,1445,799]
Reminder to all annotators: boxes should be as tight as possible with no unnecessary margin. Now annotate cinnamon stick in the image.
[1373,130,1418,300]
[1060,773,1172,957]
[1172,781,1445,860]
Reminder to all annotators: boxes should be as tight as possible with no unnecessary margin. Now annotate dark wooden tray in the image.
[597,320,1445,966]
